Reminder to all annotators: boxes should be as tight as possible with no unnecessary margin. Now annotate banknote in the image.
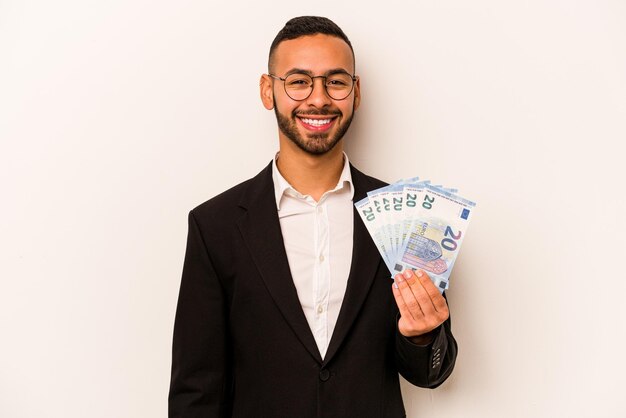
[356,179,476,293]
[355,196,394,272]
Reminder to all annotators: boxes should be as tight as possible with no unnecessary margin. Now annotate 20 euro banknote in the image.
[356,180,476,293]
[394,184,475,292]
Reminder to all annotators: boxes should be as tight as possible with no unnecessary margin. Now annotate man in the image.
[169,16,457,418]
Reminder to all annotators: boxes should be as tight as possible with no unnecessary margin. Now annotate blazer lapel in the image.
[322,165,383,366]
[236,163,323,364]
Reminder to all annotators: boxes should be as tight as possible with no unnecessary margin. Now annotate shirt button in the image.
[317,305,323,314]
[319,254,325,262]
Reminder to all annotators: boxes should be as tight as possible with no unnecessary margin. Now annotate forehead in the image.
[272,34,354,74]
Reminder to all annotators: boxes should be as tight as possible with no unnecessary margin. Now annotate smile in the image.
[296,116,337,132]
[300,118,332,126]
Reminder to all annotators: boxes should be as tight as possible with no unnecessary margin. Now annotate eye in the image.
[285,74,312,87]
[326,75,352,88]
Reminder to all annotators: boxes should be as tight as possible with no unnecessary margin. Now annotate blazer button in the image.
[319,369,330,382]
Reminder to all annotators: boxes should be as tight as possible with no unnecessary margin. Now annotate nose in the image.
[305,77,332,108]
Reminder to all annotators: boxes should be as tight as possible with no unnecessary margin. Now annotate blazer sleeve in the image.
[168,210,232,418]
[394,294,458,388]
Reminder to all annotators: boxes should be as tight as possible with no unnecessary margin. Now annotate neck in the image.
[276,139,345,202]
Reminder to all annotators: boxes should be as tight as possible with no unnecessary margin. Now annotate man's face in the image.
[263,34,360,155]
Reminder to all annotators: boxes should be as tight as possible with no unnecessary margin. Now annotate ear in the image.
[353,76,361,111]
[260,74,275,110]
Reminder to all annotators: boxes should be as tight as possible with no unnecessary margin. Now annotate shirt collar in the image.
[272,151,355,210]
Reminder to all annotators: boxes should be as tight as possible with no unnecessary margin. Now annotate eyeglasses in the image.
[268,72,357,101]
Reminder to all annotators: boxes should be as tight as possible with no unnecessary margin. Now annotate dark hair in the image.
[268,16,355,72]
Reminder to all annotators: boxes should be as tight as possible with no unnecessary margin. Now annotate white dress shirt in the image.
[272,153,354,359]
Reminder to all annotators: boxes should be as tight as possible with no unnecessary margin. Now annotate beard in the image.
[273,101,355,156]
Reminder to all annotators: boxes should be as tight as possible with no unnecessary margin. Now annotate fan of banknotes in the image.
[355,177,476,292]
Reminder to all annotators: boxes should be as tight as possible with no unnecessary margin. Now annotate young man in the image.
[169,16,457,418]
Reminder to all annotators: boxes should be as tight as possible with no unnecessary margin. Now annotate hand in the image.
[392,269,449,339]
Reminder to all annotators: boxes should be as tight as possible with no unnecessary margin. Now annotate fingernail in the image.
[395,274,404,283]
[416,270,423,278]
[393,282,399,289]
[403,270,412,279]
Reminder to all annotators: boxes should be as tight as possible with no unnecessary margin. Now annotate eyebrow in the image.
[283,67,353,77]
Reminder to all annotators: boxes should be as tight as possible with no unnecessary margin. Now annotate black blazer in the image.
[169,162,457,418]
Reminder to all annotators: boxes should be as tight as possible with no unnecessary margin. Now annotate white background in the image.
[1,1,625,417]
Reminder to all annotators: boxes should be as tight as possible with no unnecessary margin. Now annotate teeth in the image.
[301,118,332,126]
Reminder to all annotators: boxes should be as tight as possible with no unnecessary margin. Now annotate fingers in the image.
[393,271,426,318]
[392,269,450,337]
[392,279,415,321]
[394,269,449,318]
[413,270,449,314]
[396,270,437,316]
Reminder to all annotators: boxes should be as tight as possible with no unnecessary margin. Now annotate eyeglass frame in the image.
[267,71,358,101]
